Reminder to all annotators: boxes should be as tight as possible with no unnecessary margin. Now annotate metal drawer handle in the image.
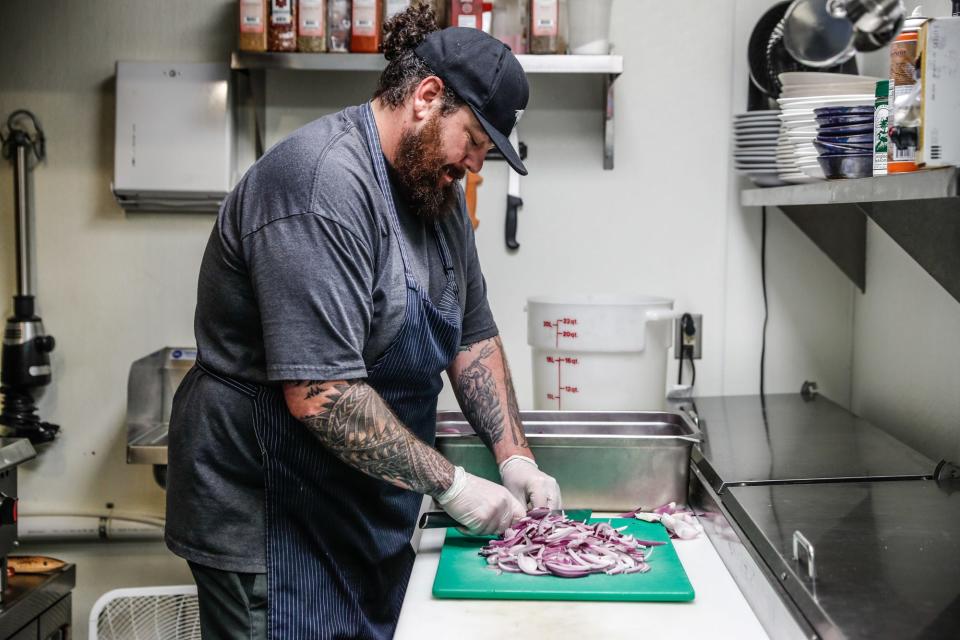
[792,530,816,580]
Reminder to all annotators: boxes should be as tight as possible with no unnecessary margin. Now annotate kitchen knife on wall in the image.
[505,128,522,251]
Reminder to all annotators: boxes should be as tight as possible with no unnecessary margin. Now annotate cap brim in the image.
[470,106,528,176]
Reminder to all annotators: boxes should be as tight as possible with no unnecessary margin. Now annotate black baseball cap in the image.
[415,27,529,175]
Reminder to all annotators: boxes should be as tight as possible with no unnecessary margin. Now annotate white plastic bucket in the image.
[526,295,678,411]
[567,0,613,55]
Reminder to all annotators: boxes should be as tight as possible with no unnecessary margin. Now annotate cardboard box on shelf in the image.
[918,17,960,168]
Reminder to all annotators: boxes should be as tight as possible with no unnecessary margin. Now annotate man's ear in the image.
[411,75,445,122]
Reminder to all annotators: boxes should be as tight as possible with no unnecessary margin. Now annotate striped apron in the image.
[241,102,461,639]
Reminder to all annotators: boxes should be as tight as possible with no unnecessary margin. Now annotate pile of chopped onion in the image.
[479,508,661,578]
[619,502,704,540]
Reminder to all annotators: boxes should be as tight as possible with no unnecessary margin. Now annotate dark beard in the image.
[391,114,464,220]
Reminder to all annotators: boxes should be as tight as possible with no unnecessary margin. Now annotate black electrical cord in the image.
[677,313,697,389]
[760,206,769,403]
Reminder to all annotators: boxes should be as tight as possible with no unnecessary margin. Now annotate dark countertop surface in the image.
[727,479,960,640]
[0,563,75,638]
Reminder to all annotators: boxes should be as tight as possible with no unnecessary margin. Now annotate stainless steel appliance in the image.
[435,410,701,511]
[0,436,73,638]
[126,347,196,481]
[0,110,58,445]
[678,393,959,640]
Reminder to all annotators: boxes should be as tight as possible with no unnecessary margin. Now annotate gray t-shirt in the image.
[165,104,498,573]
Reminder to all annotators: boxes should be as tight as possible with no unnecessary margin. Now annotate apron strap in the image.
[361,102,414,275]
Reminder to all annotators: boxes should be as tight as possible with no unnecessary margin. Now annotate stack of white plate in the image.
[733,110,782,187]
[775,72,881,182]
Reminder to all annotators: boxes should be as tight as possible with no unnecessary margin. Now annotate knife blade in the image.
[418,509,592,530]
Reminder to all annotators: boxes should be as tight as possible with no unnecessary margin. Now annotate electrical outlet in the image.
[674,314,702,360]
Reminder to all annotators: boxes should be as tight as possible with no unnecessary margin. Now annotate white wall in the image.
[849,0,960,464]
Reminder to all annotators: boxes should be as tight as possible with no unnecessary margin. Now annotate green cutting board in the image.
[432,518,694,602]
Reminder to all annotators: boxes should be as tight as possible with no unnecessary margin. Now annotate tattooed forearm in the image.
[502,354,528,448]
[284,380,455,497]
[451,337,529,452]
[452,343,505,449]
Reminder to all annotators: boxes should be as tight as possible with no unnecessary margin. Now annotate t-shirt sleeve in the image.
[244,213,374,382]
[458,195,499,346]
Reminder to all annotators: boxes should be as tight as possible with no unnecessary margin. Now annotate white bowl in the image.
[778,72,883,86]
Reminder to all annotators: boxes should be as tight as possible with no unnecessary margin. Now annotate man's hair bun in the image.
[382,3,440,61]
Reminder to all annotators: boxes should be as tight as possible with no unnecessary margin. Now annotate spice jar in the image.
[268,0,297,51]
[385,0,411,22]
[450,0,481,29]
[239,0,269,52]
[529,0,560,54]
[387,1,448,23]
[328,0,352,52]
[351,0,383,52]
[493,0,527,53]
[888,8,928,173]
[298,0,326,51]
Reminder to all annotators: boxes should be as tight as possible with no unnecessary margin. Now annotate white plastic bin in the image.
[526,295,678,410]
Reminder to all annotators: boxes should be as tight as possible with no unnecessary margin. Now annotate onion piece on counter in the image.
[619,502,705,540]
[479,511,654,579]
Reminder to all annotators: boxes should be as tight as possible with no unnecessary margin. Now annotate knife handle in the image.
[418,511,459,529]
[505,194,522,251]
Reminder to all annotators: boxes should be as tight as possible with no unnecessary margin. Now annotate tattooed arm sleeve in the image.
[282,380,455,498]
[446,336,534,464]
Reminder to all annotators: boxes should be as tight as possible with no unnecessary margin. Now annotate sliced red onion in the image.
[479,511,657,579]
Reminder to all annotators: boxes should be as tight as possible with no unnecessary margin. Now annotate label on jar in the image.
[386,0,410,19]
[353,0,377,36]
[298,0,324,34]
[458,13,480,28]
[532,0,558,37]
[873,103,889,176]
[271,0,293,25]
[241,0,265,32]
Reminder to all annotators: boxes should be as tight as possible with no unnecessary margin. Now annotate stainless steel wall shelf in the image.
[231,52,624,169]
[739,168,960,302]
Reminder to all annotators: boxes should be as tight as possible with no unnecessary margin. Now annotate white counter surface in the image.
[396,520,770,640]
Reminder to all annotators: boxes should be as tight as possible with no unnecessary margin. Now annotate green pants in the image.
[189,562,267,640]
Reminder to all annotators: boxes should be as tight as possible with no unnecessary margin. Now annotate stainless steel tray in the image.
[435,411,701,511]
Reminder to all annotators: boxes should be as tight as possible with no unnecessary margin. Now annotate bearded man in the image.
[164,5,561,639]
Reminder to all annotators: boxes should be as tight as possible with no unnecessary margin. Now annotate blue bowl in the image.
[814,106,874,117]
[817,132,874,145]
[817,153,873,179]
[818,123,874,136]
[813,139,873,156]
[815,115,875,127]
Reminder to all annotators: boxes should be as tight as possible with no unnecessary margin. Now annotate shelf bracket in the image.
[866,198,960,303]
[777,203,867,292]
[603,73,617,170]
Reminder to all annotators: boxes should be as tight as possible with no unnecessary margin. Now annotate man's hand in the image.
[436,466,526,535]
[499,455,562,510]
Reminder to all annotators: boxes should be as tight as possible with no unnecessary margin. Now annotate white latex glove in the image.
[436,466,526,535]
[498,455,562,510]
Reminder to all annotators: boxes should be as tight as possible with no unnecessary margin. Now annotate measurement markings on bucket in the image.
[541,317,581,409]
[542,317,579,348]
[544,355,579,409]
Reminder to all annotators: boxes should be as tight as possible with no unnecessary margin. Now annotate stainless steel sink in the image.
[435,410,701,511]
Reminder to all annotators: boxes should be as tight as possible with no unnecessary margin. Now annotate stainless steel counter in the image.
[726,480,960,640]
[685,393,959,640]
[677,394,935,492]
